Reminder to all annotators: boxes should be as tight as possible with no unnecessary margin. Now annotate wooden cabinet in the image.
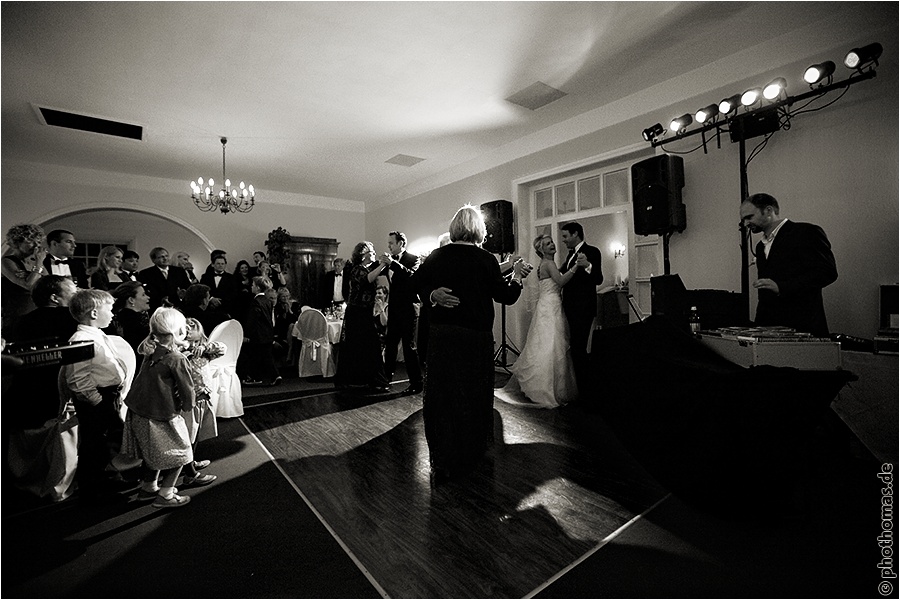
[283,236,340,308]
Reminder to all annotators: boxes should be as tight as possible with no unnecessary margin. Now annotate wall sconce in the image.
[611,242,626,259]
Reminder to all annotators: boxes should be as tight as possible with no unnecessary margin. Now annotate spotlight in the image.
[642,123,664,142]
[845,42,882,70]
[804,60,835,85]
[695,104,719,124]
[763,77,787,100]
[669,114,693,133]
[718,94,741,115]
[740,88,762,107]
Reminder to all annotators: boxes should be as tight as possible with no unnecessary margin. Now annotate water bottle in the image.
[689,306,701,335]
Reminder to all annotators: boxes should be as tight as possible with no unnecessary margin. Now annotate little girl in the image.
[176,317,225,487]
[121,307,197,508]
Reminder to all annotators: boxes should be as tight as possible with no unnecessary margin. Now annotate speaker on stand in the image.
[481,199,519,370]
[631,154,686,275]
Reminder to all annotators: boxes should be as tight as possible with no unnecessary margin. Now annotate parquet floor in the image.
[241,387,668,598]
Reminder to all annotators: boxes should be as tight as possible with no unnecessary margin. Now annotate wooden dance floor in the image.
[241,388,668,598]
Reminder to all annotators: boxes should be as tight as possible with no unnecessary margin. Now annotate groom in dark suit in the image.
[559,221,604,399]
[740,193,837,337]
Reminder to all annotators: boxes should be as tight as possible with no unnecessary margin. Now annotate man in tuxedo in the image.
[378,231,423,395]
[174,251,200,285]
[740,193,837,337]
[559,221,604,400]
[120,250,140,282]
[319,257,349,309]
[137,246,192,311]
[199,254,239,315]
[6,275,79,429]
[43,229,88,288]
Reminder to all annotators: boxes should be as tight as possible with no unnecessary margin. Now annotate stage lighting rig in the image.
[640,42,882,151]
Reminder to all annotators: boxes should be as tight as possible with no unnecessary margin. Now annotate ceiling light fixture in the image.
[844,42,883,71]
[190,137,255,214]
[803,61,835,85]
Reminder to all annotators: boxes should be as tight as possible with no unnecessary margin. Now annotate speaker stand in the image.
[663,231,672,275]
[493,302,519,371]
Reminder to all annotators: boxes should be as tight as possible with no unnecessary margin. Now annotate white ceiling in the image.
[0,1,881,208]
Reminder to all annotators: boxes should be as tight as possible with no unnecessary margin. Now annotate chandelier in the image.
[190,137,255,214]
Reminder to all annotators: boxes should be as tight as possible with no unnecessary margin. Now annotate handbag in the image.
[7,400,79,502]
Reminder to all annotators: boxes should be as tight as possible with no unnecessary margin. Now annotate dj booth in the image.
[587,316,855,516]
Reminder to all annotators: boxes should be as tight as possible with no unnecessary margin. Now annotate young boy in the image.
[66,289,135,503]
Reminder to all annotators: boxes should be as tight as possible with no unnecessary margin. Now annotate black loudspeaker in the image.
[481,199,515,254]
[631,154,686,235]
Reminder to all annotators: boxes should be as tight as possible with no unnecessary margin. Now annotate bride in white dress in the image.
[495,234,579,408]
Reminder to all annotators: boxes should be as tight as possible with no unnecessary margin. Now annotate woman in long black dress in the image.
[335,241,390,393]
[413,205,529,482]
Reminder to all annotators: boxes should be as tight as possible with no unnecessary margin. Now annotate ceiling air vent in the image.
[35,105,143,140]
[386,154,425,167]
[505,82,567,111]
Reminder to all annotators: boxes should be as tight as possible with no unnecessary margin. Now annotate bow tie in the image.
[391,255,399,260]
[52,258,69,265]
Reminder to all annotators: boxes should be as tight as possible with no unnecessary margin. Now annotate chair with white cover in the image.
[293,308,336,378]
[205,319,245,418]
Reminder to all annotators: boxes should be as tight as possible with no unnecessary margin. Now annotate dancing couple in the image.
[495,222,603,408]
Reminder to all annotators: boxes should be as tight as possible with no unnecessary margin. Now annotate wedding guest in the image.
[242,276,281,386]
[110,281,152,371]
[90,246,126,291]
[138,247,192,311]
[335,241,391,393]
[43,229,88,289]
[274,286,300,367]
[123,308,196,508]
[378,231,423,395]
[175,317,220,488]
[256,260,286,291]
[180,283,229,336]
[174,251,200,285]
[65,289,135,504]
[2,224,47,330]
[373,284,389,340]
[5,276,78,430]
[120,250,140,282]
[413,205,531,483]
[319,257,348,309]
[199,254,239,314]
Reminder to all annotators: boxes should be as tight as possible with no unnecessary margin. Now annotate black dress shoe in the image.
[369,384,391,393]
[403,385,423,395]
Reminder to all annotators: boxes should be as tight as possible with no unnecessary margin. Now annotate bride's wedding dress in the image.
[495,277,577,408]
